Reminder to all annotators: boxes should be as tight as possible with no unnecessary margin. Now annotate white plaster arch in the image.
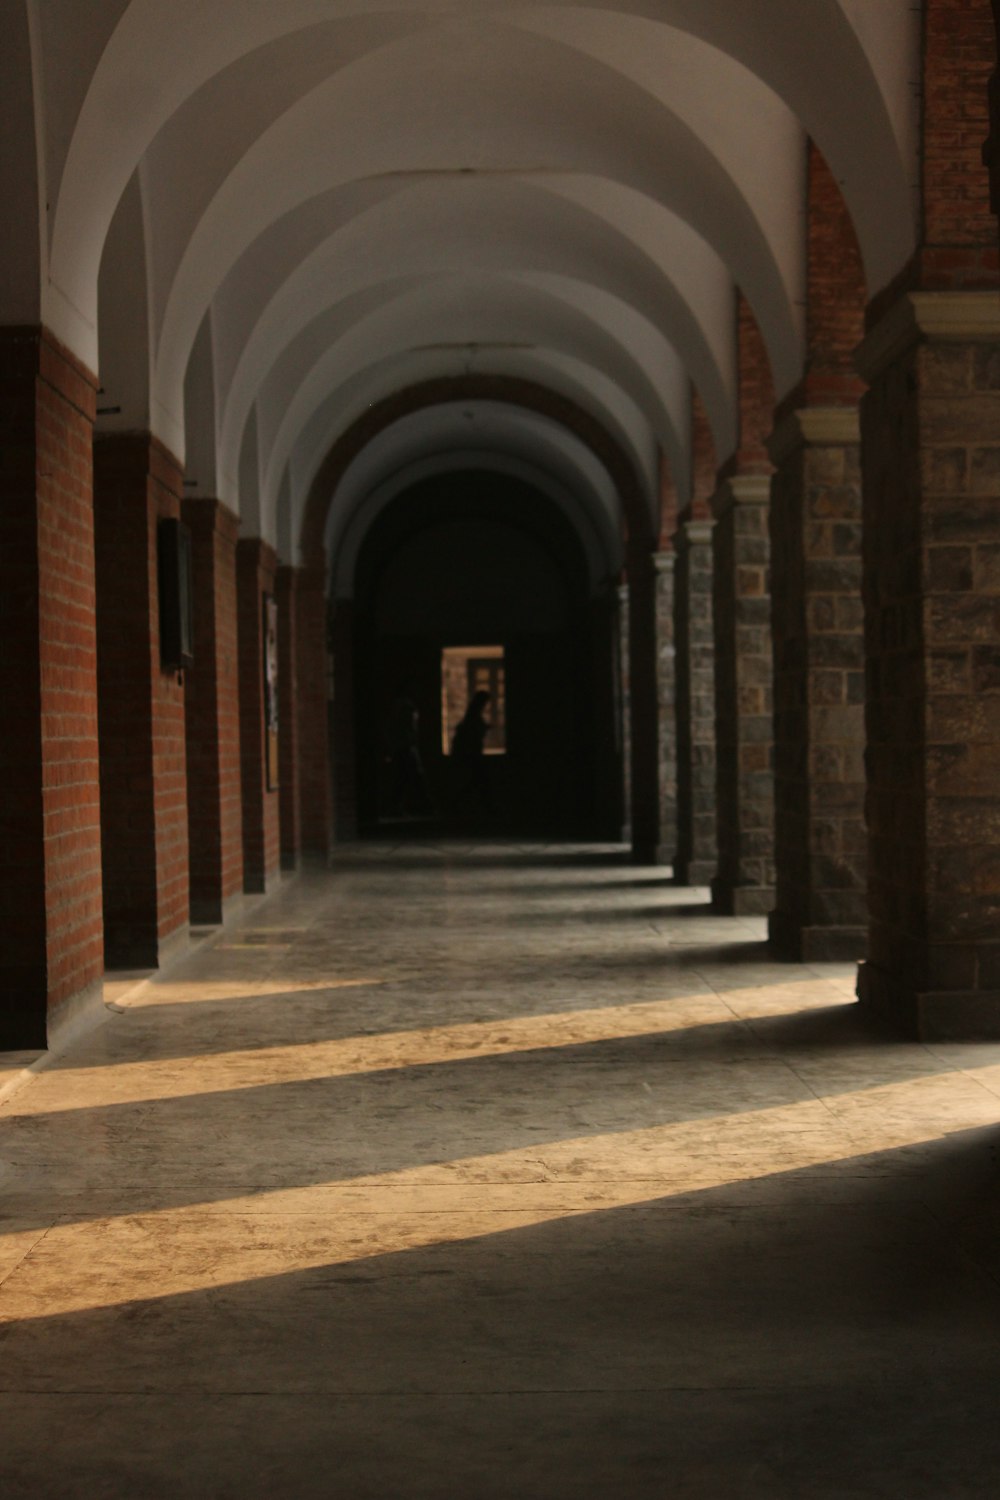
[95,165,152,435]
[150,20,803,452]
[250,274,681,540]
[214,176,735,498]
[288,345,664,570]
[40,0,914,366]
[327,410,623,600]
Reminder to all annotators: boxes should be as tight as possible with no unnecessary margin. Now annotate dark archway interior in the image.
[350,470,622,837]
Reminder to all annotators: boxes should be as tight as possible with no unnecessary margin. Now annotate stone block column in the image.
[236,538,280,891]
[767,410,866,960]
[711,476,775,914]
[94,433,190,967]
[276,566,301,870]
[617,581,631,835]
[673,519,717,885]
[296,565,333,856]
[654,550,678,864]
[0,328,103,1047]
[857,297,1000,1036]
[626,543,664,863]
[183,497,243,924]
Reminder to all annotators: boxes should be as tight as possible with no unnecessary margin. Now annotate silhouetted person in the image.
[385,688,430,816]
[451,689,492,817]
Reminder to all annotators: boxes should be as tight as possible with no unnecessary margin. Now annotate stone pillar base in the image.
[857,961,1000,1041]
[675,857,716,888]
[769,909,866,963]
[712,878,772,917]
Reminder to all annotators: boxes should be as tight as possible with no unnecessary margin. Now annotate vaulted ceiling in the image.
[4,1,920,584]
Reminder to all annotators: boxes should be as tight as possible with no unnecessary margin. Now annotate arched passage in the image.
[348,468,620,840]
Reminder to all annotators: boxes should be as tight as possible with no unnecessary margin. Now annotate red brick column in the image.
[94,434,189,967]
[857,0,1000,1036]
[236,538,280,891]
[276,566,301,869]
[183,498,243,924]
[0,327,103,1046]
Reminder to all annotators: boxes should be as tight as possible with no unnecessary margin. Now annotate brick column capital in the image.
[857,290,1000,384]
[676,518,714,550]
[653,549,676,575]
[768,406,860,465]
[711,474,772,520]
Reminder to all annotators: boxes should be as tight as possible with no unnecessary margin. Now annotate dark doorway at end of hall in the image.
[347,470,623,841]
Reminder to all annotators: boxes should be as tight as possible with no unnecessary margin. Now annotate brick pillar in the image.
[296,564,333,856]
[711,476,774,914]
[673,519,716,884]
[0,328,103,1046]
[767,410,866,959]
[93,434,190,967]
[276,566,301,869]
[236,538,280,891]
[654,550,678,864]
[183,498,243,924]
[856,0,1000,1036]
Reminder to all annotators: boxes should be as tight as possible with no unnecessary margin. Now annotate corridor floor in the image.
[3,842,1000,1497]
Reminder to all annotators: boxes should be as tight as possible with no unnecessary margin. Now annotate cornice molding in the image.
[768,406,860,464]
[856,291,1000,383]
[711,473,772,518]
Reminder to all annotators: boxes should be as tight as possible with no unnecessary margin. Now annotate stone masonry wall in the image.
[858,306,1000,1035]
[711,478,774,913]
[673,520,716,885]
[769,413,867,960]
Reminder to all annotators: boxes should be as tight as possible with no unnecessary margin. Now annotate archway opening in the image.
[347,468,622,839]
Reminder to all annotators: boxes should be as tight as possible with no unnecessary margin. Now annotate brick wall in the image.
[94,434,189,965]
[183,497,243,923]
[0,327,103,1044]
[237,537,280,889]
[801,145,867,406]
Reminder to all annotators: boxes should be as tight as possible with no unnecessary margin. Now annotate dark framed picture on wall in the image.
[263,592,279,790]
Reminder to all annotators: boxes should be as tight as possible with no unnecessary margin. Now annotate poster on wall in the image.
[263,592,280,791]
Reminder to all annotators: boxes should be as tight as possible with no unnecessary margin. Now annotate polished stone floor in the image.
[3,841,1000,1497]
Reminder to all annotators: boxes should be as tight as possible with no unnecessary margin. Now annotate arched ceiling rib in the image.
[21,1,921,563]
[288,348,665,562]
[324,402,624,596]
